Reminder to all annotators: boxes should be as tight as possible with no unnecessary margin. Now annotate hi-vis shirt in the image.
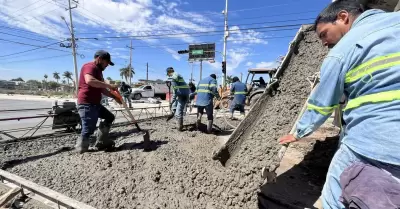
[295,9,400,165]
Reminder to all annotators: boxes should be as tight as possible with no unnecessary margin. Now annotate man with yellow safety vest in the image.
[278,1,400,208]
[195,74,220,134]
[166,67,189,131]
[229,76,247,119]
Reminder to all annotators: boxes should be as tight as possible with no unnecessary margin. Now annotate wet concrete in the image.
[0,25,331,209]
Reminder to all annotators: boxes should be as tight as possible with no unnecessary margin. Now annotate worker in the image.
[229,76,247,119]
[278,1,400,208]
[166,67,189,131]
[119,82,132,108]
[76,50,119,153]
[259,77,266,86]
[195,74,220,133]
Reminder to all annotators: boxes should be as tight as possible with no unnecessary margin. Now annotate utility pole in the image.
[200,60,203,80]
[126,40,134,85]
[222,0,229,87]
[63,0,79,94]
[190,62,194,83]
[146,62,149,83]
[240,72,243,81]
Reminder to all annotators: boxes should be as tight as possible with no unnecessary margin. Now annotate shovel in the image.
[110,89,151,151]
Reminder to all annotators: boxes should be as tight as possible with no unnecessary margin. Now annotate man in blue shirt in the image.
[195,74,220,133]
[166,67,189,131]
[230,76,247,119]
[278,1,400,208]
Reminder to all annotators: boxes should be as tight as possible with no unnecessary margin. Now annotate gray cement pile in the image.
[0,25,330,209]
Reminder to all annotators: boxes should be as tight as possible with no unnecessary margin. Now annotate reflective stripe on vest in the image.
[199,83,216,87]
[197,89,211,93]
[344,90,400,111]
[173,85,189,89]
[234,91,246,95]
[307,103,338,116]
[345,52,400,83]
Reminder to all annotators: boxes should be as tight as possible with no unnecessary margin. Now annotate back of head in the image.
[122,82,126,85]
[232,76,239,83]
[166,67,174,74]
[314,0,364,29]
[210,74,217,79]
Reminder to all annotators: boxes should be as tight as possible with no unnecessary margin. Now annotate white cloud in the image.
[229,26,268,45]
[0,0,215,46]
[164,47,181,61]
[246,62,253,67]
[255,61,279,69]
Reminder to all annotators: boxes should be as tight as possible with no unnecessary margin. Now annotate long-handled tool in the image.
[165,81,175,122]
[110,89,151,150]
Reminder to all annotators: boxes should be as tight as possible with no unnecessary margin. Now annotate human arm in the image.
[84,74,116,90]
[210,80,220,99]
[280,56,345,143]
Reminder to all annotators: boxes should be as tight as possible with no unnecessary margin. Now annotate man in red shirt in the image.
[76,50,118,153]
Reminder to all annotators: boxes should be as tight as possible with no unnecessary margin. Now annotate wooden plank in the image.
[0,170,96,209]
[0,187,21,207]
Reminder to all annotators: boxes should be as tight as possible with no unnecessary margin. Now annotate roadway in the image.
[0,98,170,140]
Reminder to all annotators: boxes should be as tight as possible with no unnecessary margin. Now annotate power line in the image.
[75,17,312,35]
[229,10,318,21]
[0,40,65,58]
[0,31,55,43]
[77,23,306,40]
[0,54,70,64]
[8,0,44,16]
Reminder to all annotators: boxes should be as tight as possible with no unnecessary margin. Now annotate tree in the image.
[48,81,60,90]
[106,77,112,81]
[10,77,24,82]
[119,65,135,85]
[62,80,66,85]
[53,72,60,83]
[26,80,42,89]
[63,71,73,85]
[226,75,233,85]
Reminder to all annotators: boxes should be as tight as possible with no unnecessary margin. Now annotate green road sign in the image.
[191,49,204,55]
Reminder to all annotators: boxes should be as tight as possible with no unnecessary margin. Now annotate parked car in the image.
[130,84,168,100]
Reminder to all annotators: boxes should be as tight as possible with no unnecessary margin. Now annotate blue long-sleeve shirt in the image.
[195,76,219,106]
[295,9,400,166]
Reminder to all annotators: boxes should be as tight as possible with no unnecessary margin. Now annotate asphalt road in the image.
[0,99,170,140]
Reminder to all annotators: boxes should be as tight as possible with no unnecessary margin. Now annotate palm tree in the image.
[62,80,66,85]
[44,74,48,81]
[106,77,112,81]
[43,74,48,90]
[119,65,135,85]
[63,71,73,85]
[53,72,60,83]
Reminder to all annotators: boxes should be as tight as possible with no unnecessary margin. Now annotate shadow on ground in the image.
[258,136,339,209]
[1,147,72,170]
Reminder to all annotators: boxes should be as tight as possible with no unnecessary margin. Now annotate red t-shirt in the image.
[77,62,104,104]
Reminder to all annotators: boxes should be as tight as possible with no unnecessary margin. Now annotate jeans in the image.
[171,95,188,119]
[78,104,115,139]
[123,95,132,107]
[322,143,400,209]
[197,104,214,120]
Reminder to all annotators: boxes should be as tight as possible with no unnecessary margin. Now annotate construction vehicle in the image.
[245,68,277,107]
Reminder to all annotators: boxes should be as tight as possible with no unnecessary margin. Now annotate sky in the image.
[0,0,331,84]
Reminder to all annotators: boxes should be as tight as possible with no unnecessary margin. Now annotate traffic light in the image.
[222,61,226,74]
[177,50,189,54]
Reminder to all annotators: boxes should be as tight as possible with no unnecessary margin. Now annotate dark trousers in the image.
[78,104,115,138]
[197,104,214,120]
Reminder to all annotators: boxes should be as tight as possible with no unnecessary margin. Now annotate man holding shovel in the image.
[166,67,189,131]
[75,50,119,154]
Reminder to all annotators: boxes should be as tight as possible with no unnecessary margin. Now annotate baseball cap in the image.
[94,50,114,66]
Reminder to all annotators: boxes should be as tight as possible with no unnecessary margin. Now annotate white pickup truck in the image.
[130,84,169,100]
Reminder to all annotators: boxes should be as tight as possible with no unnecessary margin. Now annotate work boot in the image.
[74,136,89,154]
[207,120,213,134]
[94,122,115,151]
[176,118,183,132]
[196,114,202,129]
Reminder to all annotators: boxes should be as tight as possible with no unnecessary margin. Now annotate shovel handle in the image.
[110,89,123,104]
